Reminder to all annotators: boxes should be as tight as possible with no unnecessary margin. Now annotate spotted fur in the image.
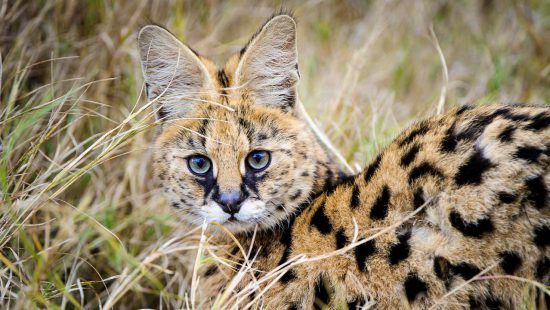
[138,14,345,235]
[199,104,549,309]
[140,14,550,309]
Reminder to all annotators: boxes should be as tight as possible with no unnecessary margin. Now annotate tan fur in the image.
[200,105,549,309]
[139,14,550,309]
[139,15,344,234]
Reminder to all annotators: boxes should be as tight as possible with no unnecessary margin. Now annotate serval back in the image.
[199,104,549,308]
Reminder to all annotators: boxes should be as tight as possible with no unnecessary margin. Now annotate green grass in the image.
[1,0,548,308]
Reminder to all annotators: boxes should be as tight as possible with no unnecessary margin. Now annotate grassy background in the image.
[1,0,548,308]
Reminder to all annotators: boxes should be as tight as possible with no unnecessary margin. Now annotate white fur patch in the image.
[200,202,231,224]
[234,199,267,222]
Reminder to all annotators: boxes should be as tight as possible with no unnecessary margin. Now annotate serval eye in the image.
[187,155,211,175]
[246,150,271,171]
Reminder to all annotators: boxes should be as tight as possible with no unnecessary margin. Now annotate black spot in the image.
[516,146,544,163]
[322,169,337,195]
[535,257,549,281]
[455,114,494,142]
[497,125,515,142]
[413,189,425,209]
[335,228,348,250]
[354,239,376,272]
[398,122,430,147]
[364,154,382,183]
[433,256,452,284]
[525,175,547,209]
[499,251,522,275]
[401,143,421,167]
[278,218,295,265]
[408,162,443,184]
[204,265,217,277]
[288,304,300,310]
[449,211,494,238]
[434,257,482,285]
[534,225,549,247]
[454,149,494,186]
[369,185,391,220]
[497,191,517,204]
[289,190,302,201]
[349,185,361,209]
[280,269,296,283]
[314,278,331,305]
[311,202,333,234]
[526,112,550,131]
[440,123,458,153]
[170,202,181,209]
[451,262,481,280]
[388,230,411,265]
[500,109,532,122]
[404,273,428,303]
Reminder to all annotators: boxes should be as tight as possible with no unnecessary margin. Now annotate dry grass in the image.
[0,0,548,308]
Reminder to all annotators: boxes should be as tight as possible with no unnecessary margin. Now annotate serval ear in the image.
[138,25,212,121]
[235,14,299,112]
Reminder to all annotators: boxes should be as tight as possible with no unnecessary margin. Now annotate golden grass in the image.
[1,0,548,308]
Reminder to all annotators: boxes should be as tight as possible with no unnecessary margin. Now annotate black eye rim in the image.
[186,154,212,176]
[246,150,271,172]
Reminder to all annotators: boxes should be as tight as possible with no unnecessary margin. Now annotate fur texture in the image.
[138,15,345,234]
[139,14,549,309]
[200,104,549,309]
